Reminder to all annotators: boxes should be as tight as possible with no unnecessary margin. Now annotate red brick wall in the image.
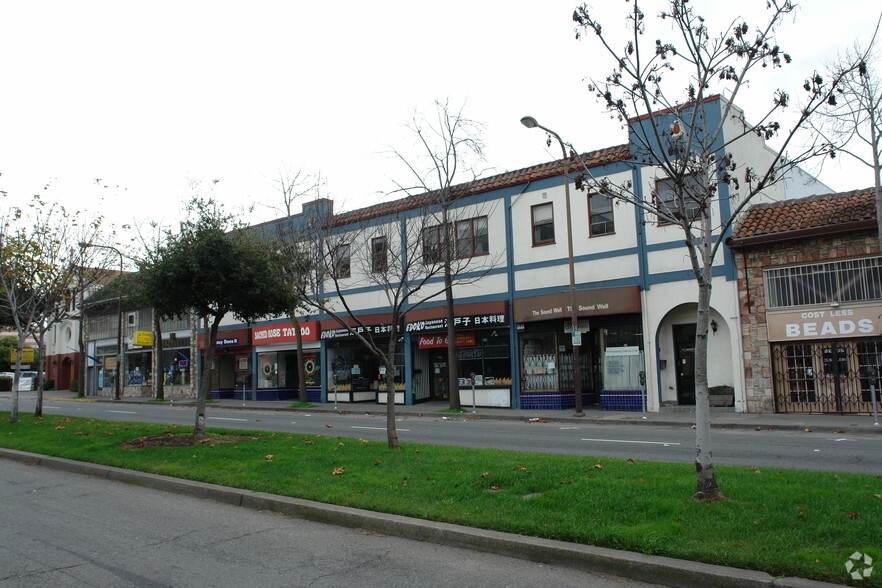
[734,230,880,412]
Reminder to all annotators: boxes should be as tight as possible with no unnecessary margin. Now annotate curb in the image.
[75,396,882,435]
[0,448,842,588]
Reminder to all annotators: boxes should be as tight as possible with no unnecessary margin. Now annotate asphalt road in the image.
[2,396,880,474]
[0,459,660,587]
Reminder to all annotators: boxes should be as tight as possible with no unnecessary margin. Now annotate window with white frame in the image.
[588,192,614,236]
[765,257,882,308]
[371,236,387,273]
[655,175,705,222]
[531,203,554,245]
[455,216,489,258]
[333,244,351,279]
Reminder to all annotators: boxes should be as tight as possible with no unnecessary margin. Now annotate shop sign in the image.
[216,337,240,347]
[766,305,882,342]
[417,332,476,348]
[405,313,508,333]
[320,323,398,339]
[513,286,641,323]
[134,331,154,346]
[9,348,35,363]
[252,321,320,344]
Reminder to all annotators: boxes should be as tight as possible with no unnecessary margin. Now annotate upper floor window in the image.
[333,244,351,279]
[455,216,489,258]
[765,257,882,308]
[531,203,554,246]
[422,226,442,264]
[371,236,387,273]
[588,193,614,236]
[655,175,704,223]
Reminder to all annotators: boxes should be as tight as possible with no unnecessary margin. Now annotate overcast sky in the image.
[0,1,877,239]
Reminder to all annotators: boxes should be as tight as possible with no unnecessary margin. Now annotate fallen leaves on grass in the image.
[332,467,346,475]
[845,512,860,519]
[264,455,274,461]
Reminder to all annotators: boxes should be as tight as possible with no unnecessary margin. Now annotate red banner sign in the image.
[252,321,320,344]
[417,332,476,349]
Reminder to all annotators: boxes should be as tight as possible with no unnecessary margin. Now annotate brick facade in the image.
[734,230,880,413]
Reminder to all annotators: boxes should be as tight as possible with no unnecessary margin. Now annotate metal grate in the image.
[772,339,882,413]
[765,257,882,308]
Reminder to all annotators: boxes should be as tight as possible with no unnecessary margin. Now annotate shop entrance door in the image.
[673,324,696,405]
[430,352,449,400]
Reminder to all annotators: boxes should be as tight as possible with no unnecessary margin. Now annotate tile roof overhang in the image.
[328,144,631,228]
[727,187,878,249]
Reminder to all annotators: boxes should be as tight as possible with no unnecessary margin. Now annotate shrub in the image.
[69,379,79,393]
[43,379,55,391]
[0,377,11,392]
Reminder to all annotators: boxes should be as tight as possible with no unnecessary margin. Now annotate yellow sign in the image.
[10,348,35,363]
[134,331,155,346]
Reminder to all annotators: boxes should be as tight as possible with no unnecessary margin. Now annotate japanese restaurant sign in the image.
[405,313,507,333]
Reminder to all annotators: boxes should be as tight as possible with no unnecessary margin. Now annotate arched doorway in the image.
[59,357,73,390]
[656,304,733,407]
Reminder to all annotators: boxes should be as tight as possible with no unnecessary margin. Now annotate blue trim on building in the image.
[644,264,728,286]
[631,166,650,291]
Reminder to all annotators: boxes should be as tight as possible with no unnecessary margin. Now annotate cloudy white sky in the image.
[0,1,877,238]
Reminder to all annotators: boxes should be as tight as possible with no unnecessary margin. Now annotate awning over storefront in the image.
[197,327,252,349]
[319,313,396,340]
[405,300,508,333]
[512,286,641,323]
[252,321,321,344]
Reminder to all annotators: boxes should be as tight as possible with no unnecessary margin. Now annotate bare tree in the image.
[284,206,455,449]
[273,166,323,404]
[389,99,495,409]
[571,0,856,500]
[816,15,882,243]
[0,196,104,421]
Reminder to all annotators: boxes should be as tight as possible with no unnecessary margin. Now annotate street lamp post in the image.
[520,116,584,416]
[80,242,125,401]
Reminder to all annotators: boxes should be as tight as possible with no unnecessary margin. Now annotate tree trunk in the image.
[442,213,461,410]
[291,314,308,403]
[444,263,461,410]
[153,313,164,400]
[692,273,727,501]
[33,332,46,418]
[77,309,87,397]
[9,339,23,424]
[870,109,881,255]
[385,333,400,450]
[194,314,221,437]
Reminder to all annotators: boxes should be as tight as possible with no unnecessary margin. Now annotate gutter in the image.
[726,219,877,249]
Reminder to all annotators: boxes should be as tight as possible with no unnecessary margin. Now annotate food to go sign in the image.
[766,305,882,342]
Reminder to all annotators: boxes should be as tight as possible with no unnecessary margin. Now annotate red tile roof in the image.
[329,144,630,227]
[730,187,877,245]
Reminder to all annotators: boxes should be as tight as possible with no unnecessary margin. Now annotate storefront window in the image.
[161,346,190,386]
[126,350,151,385]
[258,352,281,389]
[456,333,511,385]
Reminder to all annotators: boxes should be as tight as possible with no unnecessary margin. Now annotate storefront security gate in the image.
[772,339,882,414]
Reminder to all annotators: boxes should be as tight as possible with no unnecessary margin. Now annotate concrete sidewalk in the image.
[42,389,882,435]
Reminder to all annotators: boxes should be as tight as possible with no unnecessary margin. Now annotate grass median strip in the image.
[1,412,880,585]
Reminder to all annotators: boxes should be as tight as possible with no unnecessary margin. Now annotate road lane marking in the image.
[351,426,410,432]
[581,438,680,446]
[559,427,580,430]
[208,417,247,422]
[109,410,137,414]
